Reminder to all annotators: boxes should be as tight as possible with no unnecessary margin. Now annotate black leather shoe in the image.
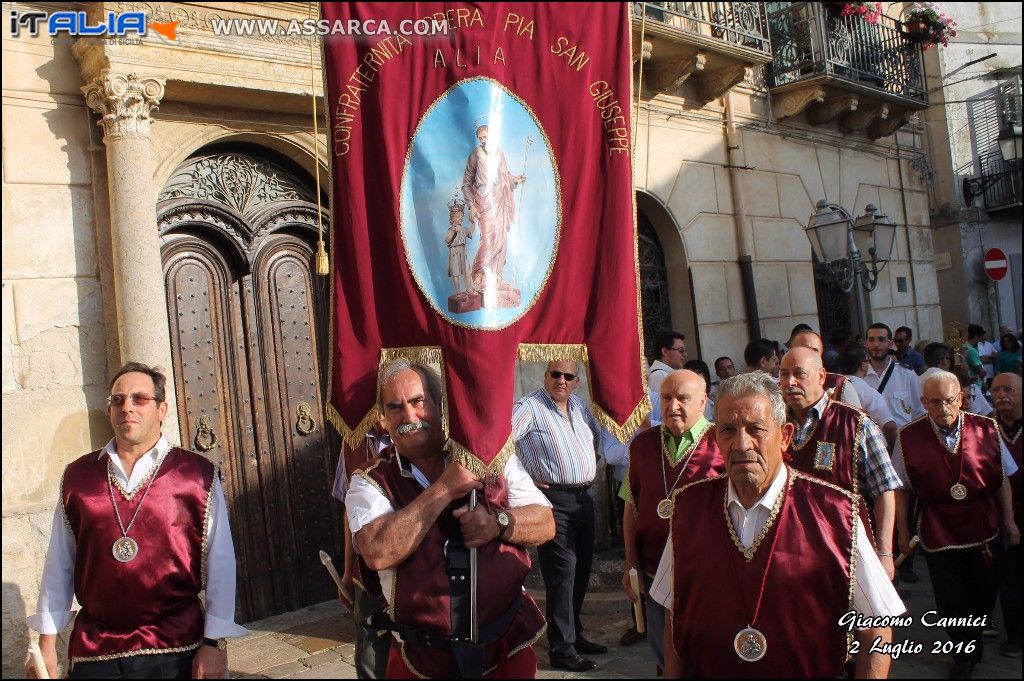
[620,626,647,646]
[550,653,598,671]
[575,636,608,655]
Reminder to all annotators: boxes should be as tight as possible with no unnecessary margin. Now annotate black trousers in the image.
[69,650,196,679]
[998,540,1022,646]
[354,583,391,679]
[537,487,595,657]
[924,539,1004,664]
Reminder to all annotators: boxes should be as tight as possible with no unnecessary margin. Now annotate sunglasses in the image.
[107,392,158,407]
[549,371,578,382]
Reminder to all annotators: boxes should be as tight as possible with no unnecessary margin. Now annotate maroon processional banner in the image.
[323,2,646,471]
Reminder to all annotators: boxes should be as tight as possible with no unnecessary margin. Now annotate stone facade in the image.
[2,2,947,674]
[923,3,1023,336]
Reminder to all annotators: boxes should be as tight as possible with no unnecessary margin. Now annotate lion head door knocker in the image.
[296,402,316,437]
[194,414,218,452]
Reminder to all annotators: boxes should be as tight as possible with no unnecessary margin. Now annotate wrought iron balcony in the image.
[973,152,1022,212]
[766,2,928,139]
[631,2,772,104]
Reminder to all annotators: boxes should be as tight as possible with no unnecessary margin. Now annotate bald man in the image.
[621,370,725,672]
[789,330,862,408]
[894,371,1020,677]
[991,373,1022,657]
[780,347,901,578]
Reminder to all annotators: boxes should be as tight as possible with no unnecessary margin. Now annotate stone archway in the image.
[157,147,341,622]
[636,190,699,358]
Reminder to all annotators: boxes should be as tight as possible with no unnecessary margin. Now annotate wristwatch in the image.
[201,637,227,651]
[495,510,511,539]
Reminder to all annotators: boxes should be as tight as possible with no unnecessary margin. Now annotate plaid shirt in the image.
[790,392,902,498]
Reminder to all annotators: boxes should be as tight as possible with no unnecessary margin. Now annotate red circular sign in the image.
[984,248,1008,281]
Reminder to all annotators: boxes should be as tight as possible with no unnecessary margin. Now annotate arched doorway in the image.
[157,147,341,622]
[636,191,698,360]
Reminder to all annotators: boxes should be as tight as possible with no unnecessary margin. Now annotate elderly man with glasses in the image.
[512,360,606,671]
[27,362,247,679]
[893,371,1020,679]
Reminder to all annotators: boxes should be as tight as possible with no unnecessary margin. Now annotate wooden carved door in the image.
[158,149,340,622]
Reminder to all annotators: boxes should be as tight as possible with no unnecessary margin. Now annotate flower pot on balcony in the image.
[902,19,929,41]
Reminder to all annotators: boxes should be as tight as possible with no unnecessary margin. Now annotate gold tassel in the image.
[316,239,329,275]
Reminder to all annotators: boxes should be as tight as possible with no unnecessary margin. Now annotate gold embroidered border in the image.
[663,420,712,469]
[667,475,722,614]
[398,75,563,333]
[108,448,169,501]
[724,467,791,562]
[399,643,430,679]
[71,641,201,663]
[506,621,547,660]
[851,413,866,497]
[916,514,999,553]
[998,421,1021,446]
[200,465,217,592]
[59,467,75,539]
[845,485,860,664]
[791,469,857,501]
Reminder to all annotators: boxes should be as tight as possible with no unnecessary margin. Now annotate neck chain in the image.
[107,452,165,562]
[938,433,967,501]
[727,470,788,662]
[655,425,703,520]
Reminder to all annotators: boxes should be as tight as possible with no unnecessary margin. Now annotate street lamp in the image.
[806,200,897,334]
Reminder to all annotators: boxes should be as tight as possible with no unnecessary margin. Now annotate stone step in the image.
[525,546,628,592]
[528,589,634,617]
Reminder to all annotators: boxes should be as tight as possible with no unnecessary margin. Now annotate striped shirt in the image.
[790,392,902,499]
[512,389,599,486]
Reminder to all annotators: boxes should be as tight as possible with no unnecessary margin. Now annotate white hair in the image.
[377,358,443,415]
[716,372,786,426]
[921,369,959,392]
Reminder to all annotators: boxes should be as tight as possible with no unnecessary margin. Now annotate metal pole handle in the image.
[469,489,479,643]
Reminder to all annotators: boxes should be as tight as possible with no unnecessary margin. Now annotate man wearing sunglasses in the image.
[649,331,688,395]
[512,361,605,671]
[27,362,247,679]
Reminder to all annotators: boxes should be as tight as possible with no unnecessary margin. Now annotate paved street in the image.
[227,556,1022,679]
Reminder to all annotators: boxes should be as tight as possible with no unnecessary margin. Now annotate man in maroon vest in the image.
[650,371,902,678]
[620,369,725,672]
[788,330,862,409]
[780,347,902,579]
[27,362,247,679]
[345,359,555,678]
[990,372,1021,658]
[894,370,1020,678]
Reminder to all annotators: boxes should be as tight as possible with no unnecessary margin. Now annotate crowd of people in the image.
[24,318,1022,679]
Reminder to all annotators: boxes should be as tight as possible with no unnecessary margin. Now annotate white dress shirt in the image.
[863,358,925,427]
[346,452,551,606]
[649,465,905,625]
[29,436,248,639]
[648,360,674,395]
[846,374,896,428]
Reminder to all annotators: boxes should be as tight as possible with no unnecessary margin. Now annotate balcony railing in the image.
[632,2,771,55]
[978,152,1022,211]
[766,2,927,106]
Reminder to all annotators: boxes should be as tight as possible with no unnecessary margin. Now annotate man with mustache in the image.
[650,372,903,678]
[779,347,902,579]
[27,362,247,679]
[620,369,724,672]
[345,359,555,678]
[788,329,862,408]
[987,373,1021,658]
[893,371,1020,678]
[512,360,606,671]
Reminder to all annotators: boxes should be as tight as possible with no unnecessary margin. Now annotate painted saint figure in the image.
[462,124,525,307]
[445,197,469,296]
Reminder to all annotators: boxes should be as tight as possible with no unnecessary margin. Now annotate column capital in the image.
[82,71,166,138]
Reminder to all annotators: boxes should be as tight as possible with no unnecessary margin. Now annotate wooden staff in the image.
[319,550,344,590]
[894,536,920,568]
[28,642,49,679]
[628,568,646,634]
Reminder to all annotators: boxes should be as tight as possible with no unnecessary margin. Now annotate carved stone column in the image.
[82,71,180,443]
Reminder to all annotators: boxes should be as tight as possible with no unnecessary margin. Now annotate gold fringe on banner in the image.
[327,403,381,449]
[592,396,651,444]
[446,436,518,480]
[516,343,590,363]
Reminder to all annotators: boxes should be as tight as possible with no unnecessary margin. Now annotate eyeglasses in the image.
[670,346,686,353]
[107,392,158,407]
[924,396,959,408]
[549,371,577,382]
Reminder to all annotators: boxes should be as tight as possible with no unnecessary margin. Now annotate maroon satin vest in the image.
[627,424,724,577]
[62,447,214,661]
[786,398,863,495]
[670,471,855,678]
[825,373,846,400]
[360,450,544,678]
[899,414,1003,551]
[998,419,1022,528]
